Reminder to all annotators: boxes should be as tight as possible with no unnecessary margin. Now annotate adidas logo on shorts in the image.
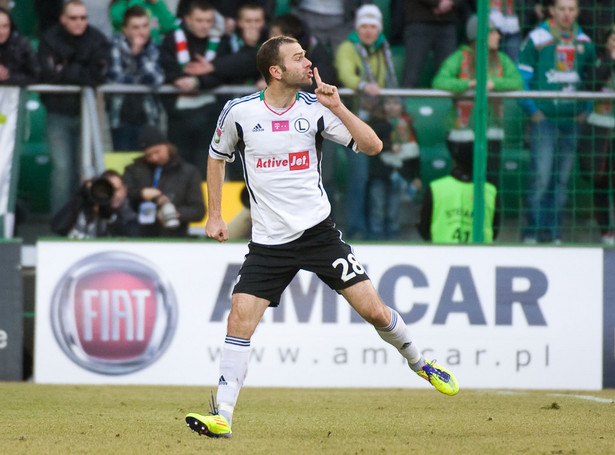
[252,123,264,132]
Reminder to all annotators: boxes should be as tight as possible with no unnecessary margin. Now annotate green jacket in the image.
[517,20,595,118]
[432,45,523,132]
[110,0,177,45]
[430,175,497,243]
[335,32,390,90]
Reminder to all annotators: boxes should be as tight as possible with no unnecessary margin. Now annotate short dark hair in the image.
[271,14,304,40]
[100,169,122,180]
[184,0,214,16]
[256,35,298,84]
[122,5,148,27]
[62,0,86,14]
[237,2,265,19]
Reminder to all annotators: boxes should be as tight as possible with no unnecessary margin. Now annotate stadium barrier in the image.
[0,240,23,381]
[34,240,613,390]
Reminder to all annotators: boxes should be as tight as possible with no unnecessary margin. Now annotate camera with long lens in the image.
[88,177,115,205]
[82,177,115,218]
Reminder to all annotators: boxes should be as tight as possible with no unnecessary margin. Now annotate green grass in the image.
[1,384,614,454]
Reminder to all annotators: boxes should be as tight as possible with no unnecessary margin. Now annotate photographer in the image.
[123,125,205,237]
[50,170,139,238]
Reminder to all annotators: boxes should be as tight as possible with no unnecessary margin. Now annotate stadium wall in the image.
[34,241,611,390]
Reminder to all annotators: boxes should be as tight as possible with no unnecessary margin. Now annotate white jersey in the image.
[210,90,358,245]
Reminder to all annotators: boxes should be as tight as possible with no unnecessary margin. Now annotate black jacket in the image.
[159,22,232,115]
[0,26,40,85]
[50,185,139,238]
[123,153,205,237]
[37,23,109,115]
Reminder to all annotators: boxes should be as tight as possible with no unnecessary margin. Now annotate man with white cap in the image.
[334,4,399,240]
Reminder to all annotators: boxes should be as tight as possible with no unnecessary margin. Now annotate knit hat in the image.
[466,15,478,42]
[466,15,497,42]
[355,4,382,31]
[138,125,167,150]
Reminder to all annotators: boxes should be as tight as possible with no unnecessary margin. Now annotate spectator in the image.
[432,15,523,186]
[577,25,615,245]
[159,0,231,178]
[489,0,523,62]
[107,5,165,151]
[123,125,205,237]
[291,0,368,54]
[207,2,267,85]
[335,4,398,239]
[367,96,421,240]
[0,7,40,85]
[400,0,465,87]
[176,0,276,34]
[418,142,500,243]
[109,0,176,44]
[517,0,594,243]
[38,0,110,216]
[50,170,139,238]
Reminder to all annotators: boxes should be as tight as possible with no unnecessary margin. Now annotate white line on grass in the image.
[548,393,614,404]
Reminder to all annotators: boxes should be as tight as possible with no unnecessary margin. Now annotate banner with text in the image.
[35,242,604,389]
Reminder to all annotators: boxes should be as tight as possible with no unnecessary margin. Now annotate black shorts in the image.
[232,217,370,306]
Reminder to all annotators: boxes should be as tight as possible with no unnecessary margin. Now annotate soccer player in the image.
[185,35,459,439]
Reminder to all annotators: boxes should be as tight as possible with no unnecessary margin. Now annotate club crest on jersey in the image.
[255,151,309,171]
[272,120,289,132]
[294,118,310,133]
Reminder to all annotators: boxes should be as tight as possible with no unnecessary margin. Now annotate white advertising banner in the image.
[35,242,603,390]
[0,87,20,238]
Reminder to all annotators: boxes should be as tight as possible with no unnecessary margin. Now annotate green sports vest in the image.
[430,176,497,243]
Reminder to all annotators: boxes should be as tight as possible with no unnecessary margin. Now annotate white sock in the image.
[216,335,250,427]
[375,308,425,372]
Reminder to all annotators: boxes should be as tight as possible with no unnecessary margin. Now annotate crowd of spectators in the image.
[2,0,614,243]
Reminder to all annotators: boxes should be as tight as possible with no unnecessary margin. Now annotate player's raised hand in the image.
[313,67,341,110]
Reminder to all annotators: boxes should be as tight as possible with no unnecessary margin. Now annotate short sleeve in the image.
[321,106,359,152]
[209,100,238,162]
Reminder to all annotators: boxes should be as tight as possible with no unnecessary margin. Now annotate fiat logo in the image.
[50,252,177,375]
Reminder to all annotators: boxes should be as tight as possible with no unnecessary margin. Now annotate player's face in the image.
[278,42,313,87]
[0,13,10,44]
[122,16,151,42]
[549,0,578,32]
[61,4,88,36]
[123,16,151,44]
[184,8,215,39]
[144,144,171,167]
[357,24,380,46]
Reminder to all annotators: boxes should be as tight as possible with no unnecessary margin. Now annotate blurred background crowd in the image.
[2,0,613,245]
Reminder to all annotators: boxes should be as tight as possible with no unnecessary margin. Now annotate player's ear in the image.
[269,65,283,81]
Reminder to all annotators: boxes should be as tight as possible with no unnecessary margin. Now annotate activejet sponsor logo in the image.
[50,252,177,375]
[255,151,309,171]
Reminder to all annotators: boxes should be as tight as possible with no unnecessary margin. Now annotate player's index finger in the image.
[313,67,322,86]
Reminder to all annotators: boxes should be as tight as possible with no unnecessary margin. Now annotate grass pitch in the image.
[1,384,614,454]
